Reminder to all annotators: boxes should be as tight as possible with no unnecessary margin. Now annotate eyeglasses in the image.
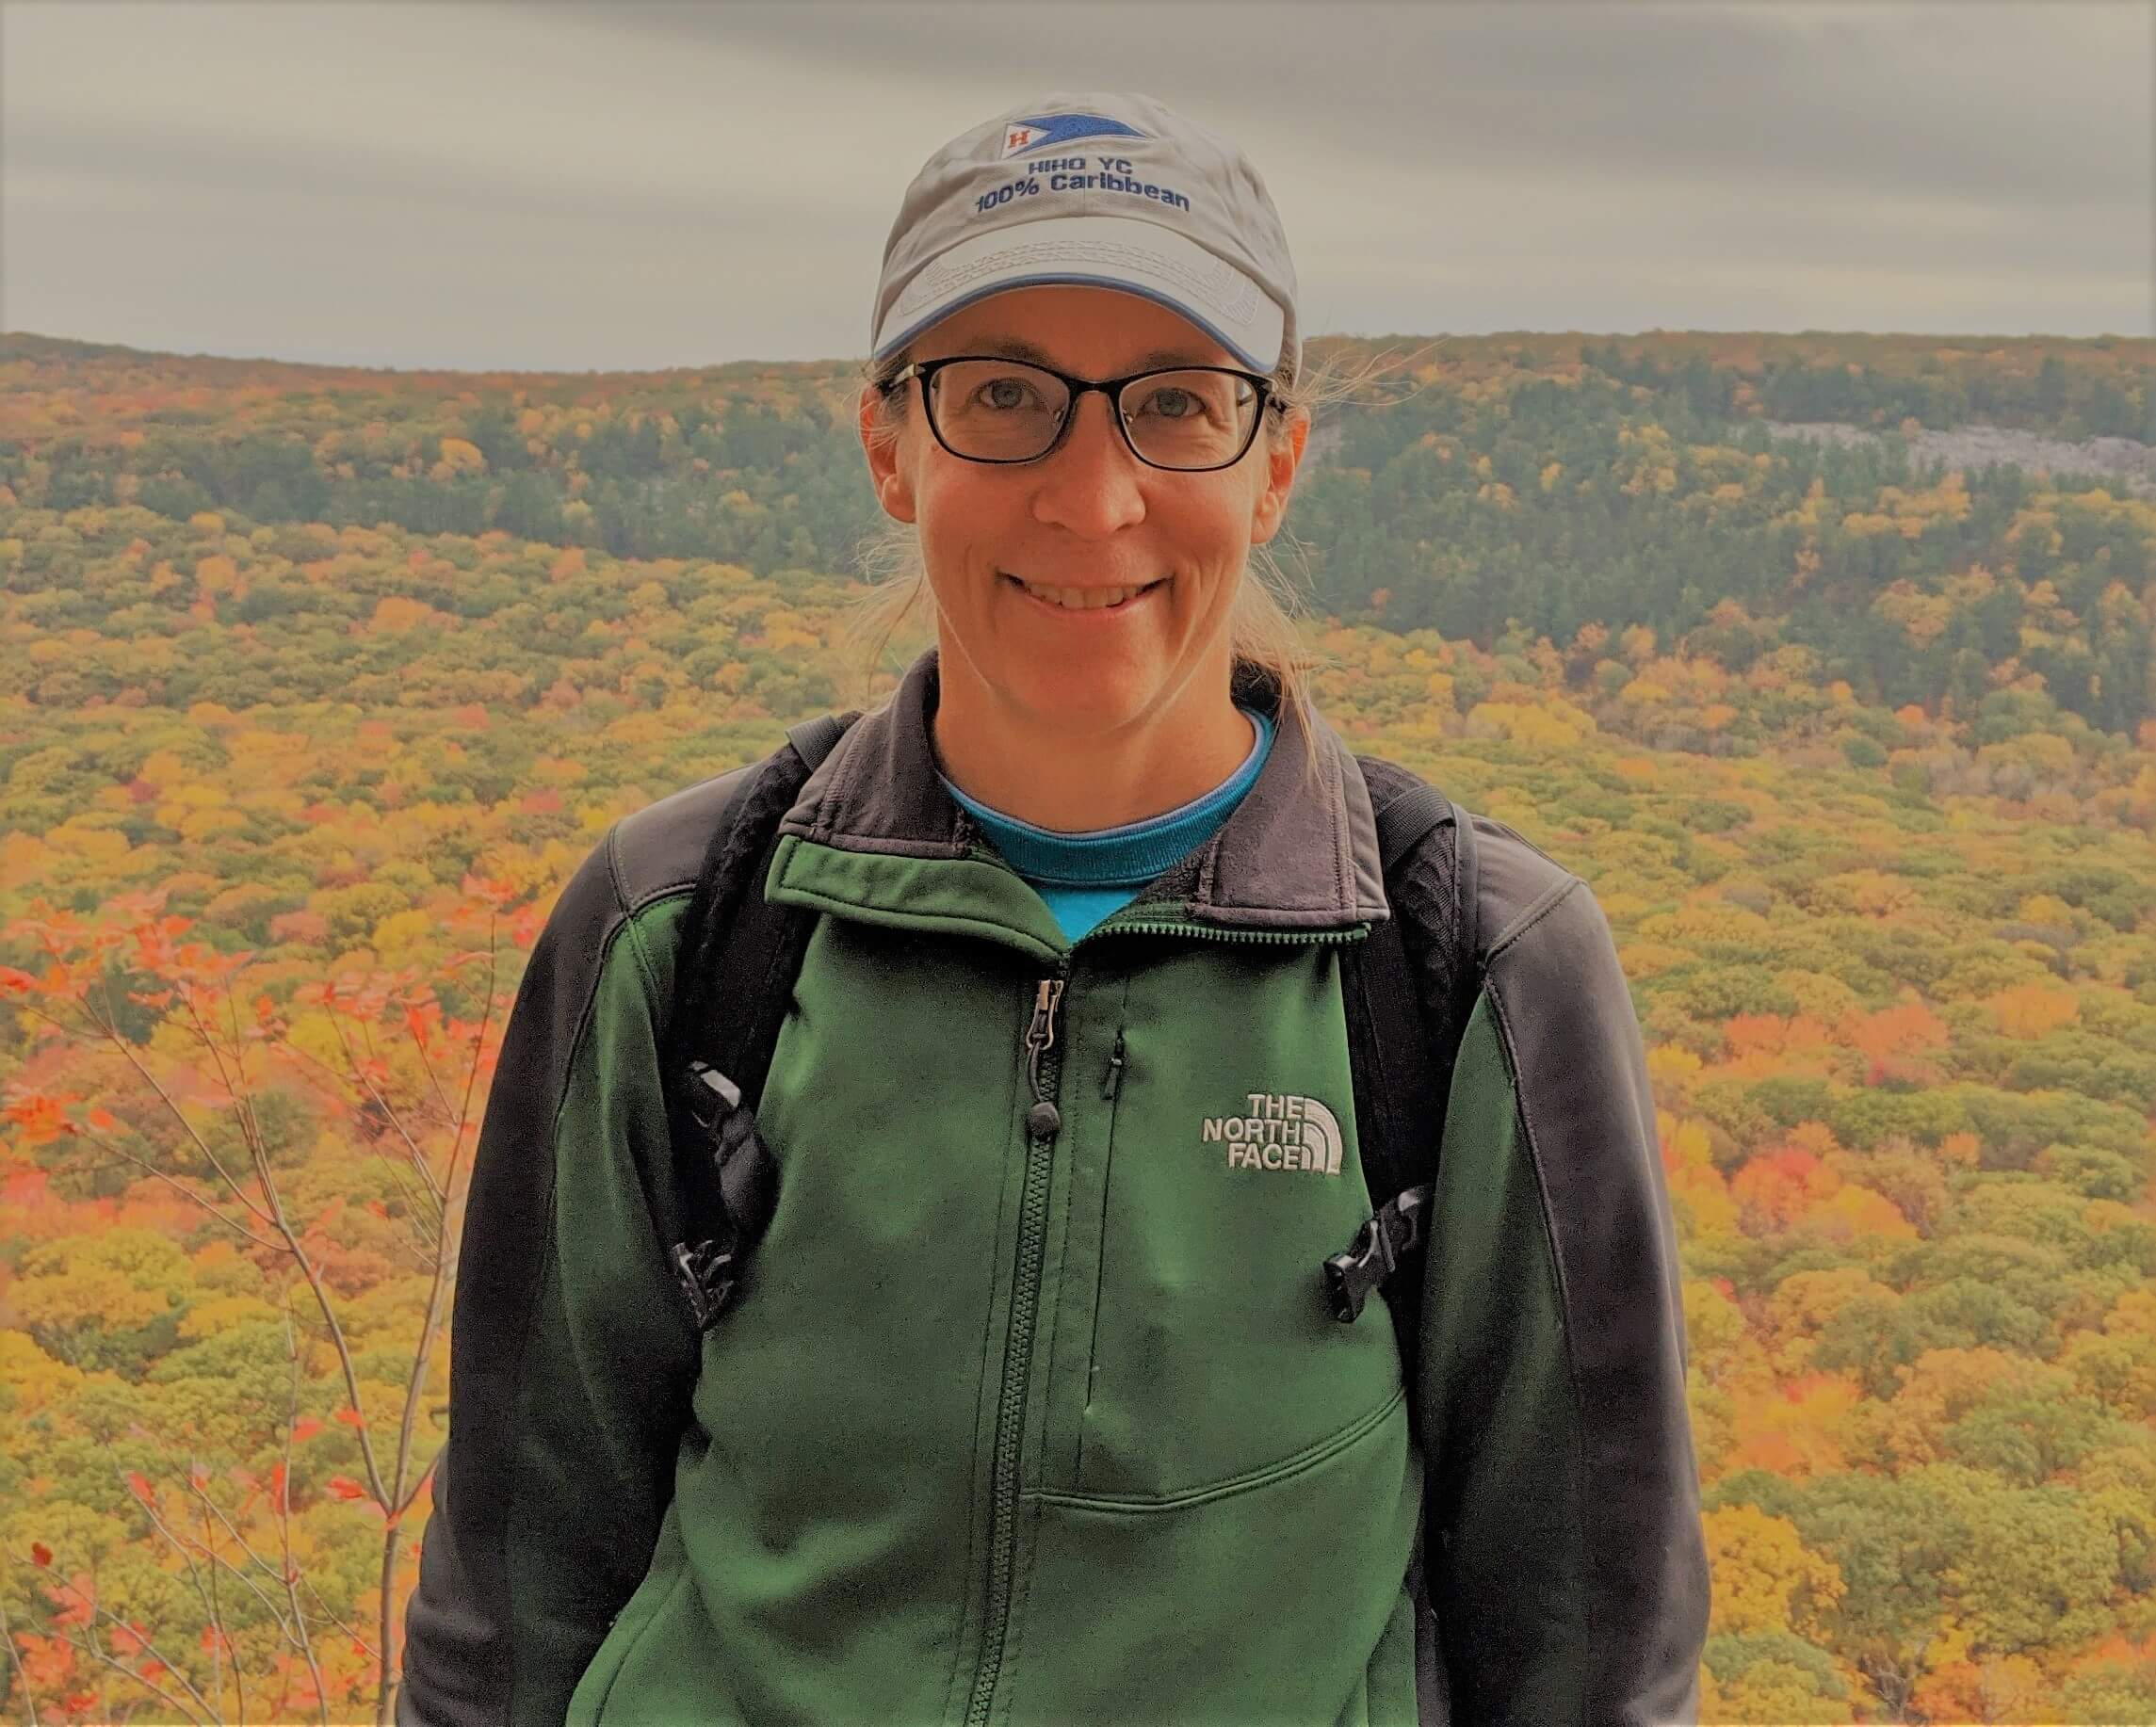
[879,355,1282,472]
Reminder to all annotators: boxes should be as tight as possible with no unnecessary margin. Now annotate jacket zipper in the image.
[1092,920,1367,946]
[961,924,1357,1721]
[965,969,1066,1727]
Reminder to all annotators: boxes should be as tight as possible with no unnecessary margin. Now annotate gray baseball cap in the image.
[870,91,1301,379]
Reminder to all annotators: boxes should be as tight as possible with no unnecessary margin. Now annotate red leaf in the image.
[126,1471,153,1500]
[29,1541,51,1567]
[332,1408,365,1428]
[290,1416,323,1443]
[326,1476,367,1501]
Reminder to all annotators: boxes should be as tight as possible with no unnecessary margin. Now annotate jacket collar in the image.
[776,649,1388,932]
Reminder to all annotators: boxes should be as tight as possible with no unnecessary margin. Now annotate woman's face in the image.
[859,283,1307,744]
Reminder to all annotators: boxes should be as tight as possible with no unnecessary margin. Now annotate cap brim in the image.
[874,213,1285,376]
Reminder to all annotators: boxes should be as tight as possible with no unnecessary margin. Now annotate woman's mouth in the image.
[1001,573,1167,613]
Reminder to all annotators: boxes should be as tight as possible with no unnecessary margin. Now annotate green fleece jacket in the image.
[401,651,1709,1727]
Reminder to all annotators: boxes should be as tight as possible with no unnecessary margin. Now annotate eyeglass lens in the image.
[927,361,1257,469]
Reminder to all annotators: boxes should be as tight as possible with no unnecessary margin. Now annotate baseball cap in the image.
[869,91,1302,379]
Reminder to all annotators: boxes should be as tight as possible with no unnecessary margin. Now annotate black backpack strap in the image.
[1323,766,1483,1341]
[1327,761,1486,1727]
[662,712,859,1331]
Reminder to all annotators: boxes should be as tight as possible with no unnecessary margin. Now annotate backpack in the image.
[656,713,1485,1380]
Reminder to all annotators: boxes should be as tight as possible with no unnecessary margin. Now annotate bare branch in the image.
[100,1030,274,1225]
[42,1624,212,1727]
[120,1467,223,1652]
[0,1587,41,1727]
[73,1133,284,1251]
[280,1316,331,1727]
[135,1454,308,1636]
[390,1445,442,1525]
[327,1009,437,1202]
[267,1216,391,1506]
[22,1556,220,1727]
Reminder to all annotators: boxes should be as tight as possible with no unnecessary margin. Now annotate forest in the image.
[0,328,2152,1724]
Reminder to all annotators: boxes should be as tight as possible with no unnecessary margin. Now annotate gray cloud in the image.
[3,0,2146,370]
[594,2,2149,209]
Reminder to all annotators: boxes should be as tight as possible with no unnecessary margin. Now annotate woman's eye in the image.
[980,377,1035,411]
[1137,388,1200,420]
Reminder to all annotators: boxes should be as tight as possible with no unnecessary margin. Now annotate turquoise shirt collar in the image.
[939,706,1275,888]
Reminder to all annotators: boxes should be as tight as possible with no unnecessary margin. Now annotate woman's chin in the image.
[998,668,1159,737]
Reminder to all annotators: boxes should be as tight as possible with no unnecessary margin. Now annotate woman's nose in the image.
[1029,390,1146,532]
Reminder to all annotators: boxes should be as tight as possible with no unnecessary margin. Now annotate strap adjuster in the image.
[1321,1185,1433,1323]
[684,1059,741,1134]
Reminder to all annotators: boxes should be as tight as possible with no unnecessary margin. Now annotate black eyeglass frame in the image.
[878,354,1285,473]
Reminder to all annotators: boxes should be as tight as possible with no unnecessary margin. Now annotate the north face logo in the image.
[1200,1093,1344,1174]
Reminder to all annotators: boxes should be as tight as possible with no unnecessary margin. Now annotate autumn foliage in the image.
[3,331,2153,1722]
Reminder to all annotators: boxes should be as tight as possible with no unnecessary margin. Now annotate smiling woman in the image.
[852,282,1307,831]
[400,89,1710,1727]
[844,294,1387,804]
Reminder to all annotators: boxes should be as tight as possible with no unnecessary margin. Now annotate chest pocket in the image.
[1050,942,1407,1501]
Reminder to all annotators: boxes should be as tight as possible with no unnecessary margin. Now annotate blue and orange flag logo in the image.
[1000,111,1149,159]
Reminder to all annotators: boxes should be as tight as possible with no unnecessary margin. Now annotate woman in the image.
[402,92,1709,1727]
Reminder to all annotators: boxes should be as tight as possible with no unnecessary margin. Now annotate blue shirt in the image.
[938,707,1275,942]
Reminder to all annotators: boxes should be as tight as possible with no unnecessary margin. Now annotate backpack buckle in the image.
[1321,1185,1433,1323]
[669,1234,743,1333]
[668,1061,777,1334]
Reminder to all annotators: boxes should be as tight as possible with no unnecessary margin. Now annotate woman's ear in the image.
[1249,408,1308,546]
[859,386,917,525]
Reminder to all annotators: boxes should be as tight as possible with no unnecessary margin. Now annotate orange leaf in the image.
[326,1476,367,1501]
[333,1408,365,1428]
[291,1416,323,1443]
[50,1578,95,1629]
[2,1092,78,1146]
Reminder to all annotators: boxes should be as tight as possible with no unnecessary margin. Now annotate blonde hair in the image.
[836,326,1435,782]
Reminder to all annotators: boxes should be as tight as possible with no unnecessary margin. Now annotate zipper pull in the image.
[1024,977,1062,1056]
[1102,1030,1125,1101]
[1023,977,1065,1138]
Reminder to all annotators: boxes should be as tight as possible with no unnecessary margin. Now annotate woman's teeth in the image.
[1010,576,1159,610]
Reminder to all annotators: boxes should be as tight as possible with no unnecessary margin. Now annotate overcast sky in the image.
[5,0,2149,372]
